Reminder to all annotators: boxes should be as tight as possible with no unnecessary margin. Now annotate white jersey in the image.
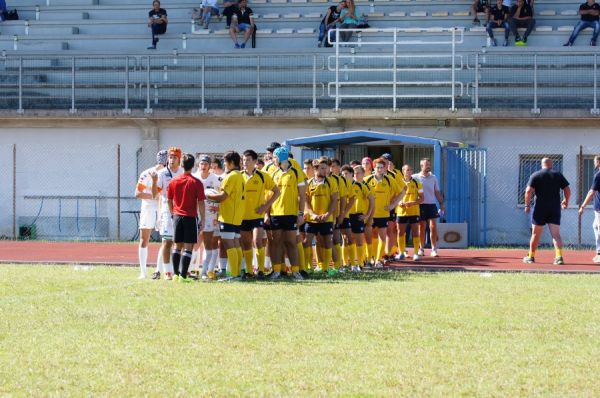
[136,165,161,211]
[156,166,184,211]
[412,172,440,205]
[193,171,222,192]
[193,172,223,232]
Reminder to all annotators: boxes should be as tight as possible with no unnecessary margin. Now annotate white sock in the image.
[165,260,173,274]
[219,257,228,274]
[138,246,148,277]
[155,247,164,273]
[209,249,218,272]
[265,256,272,269]
[201,248,212,275]
[190,250,199,271]
[241,256,247,274]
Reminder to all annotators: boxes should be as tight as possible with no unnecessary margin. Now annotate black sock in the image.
[172,249,181,275]
[181,250,193,278]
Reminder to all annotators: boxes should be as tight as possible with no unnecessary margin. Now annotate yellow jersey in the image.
[271,166,303,216]
[351,180,371,215]
[265,158,307,181]
[242,169,275,220]
[306,177,338,223]
[364,174,402,218]
[218,169,245,226]
[341,175,355,217]
[329,174,347,217]
[396,178,423,217]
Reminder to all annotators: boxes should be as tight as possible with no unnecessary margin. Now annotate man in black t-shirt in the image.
[147,0,168,50]
[471,0,490,25]
[486,0,510,46]
[318,1,346,47]
[509,0,535,46]
[229,0,255,49]
[523,158,571,265]
[564,0,600,46]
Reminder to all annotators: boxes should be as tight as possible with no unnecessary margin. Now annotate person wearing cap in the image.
[152,147,184,280]
[412,157,445,257]
[134,149,167,279]
[267,146,306,280]
[263,141,282,175]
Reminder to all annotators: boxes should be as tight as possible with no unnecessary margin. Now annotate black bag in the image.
[5,9,19,20]
[252,24,257,48]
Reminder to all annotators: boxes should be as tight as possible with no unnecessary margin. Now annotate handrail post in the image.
[472,52,481,113]
[335,28,340,111]
[592,54,599,115]
[144,55,153,114]
[70,56,77,114]
[310,55,319,114]
[200,55,207,113]
[17,57,24,114]
[393,29,397,112]
[123,56,131,114]
[531,53,540,114]
[254,56,263,114]
[449,28,457,112]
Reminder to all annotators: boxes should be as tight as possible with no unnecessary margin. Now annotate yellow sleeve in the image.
[222,174,234,196]
[263,172,275,191]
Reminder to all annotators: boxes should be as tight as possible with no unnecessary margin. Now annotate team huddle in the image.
[134,142,445,281]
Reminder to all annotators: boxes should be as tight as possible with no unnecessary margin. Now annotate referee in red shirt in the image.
[167,153,206,281]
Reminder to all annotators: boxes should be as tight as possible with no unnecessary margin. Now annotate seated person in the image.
[147,0,168,49]
[0,0,6,22]
[222,0,239,28]
[564,0,600,46]
[318,1,345,47]
[508,0,535,46]
[339,0,358,42]
[471,0,490,25]
[486,0,510,46]
[229,0,254,48]
[198,0,220,29]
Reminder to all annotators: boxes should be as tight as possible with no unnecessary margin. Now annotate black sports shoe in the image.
[256,271,265,280]
[242,272,255,280]
[299,270,310,278]
[151,271,160,280]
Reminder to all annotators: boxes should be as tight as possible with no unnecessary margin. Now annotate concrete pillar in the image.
[134,119,160,171]
[461,127,480,146]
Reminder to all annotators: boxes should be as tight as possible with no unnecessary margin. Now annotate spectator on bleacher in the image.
[563,0,600,46]
[223,0,238,28]
[0,0,6,22]
[471,0,489,26]
[508,0,535,46]
[229,0,254,48]
[486,0,510,46]
[147,0,168,50]
[339,0,358,42]
[198,0,221,29]
[318,1,345,47]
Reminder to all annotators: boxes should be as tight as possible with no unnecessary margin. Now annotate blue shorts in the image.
[238,23,252,31]
[532,207,561,226]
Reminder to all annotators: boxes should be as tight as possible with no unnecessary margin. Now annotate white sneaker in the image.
[339,267,346,273]
[417,248,425,256]
[430,249,439,257]
[413,254,421,261]
[374,261,384,269]
[394,253,406,261]
[291,271,304,280]
[137,274,146,280]
[593,254,600,263]
[269,271,281,280]
[201,273,208,281]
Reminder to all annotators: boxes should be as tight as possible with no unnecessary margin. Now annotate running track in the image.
[1,241,599,273]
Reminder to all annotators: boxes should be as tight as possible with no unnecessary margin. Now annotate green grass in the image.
[1,266,599,397]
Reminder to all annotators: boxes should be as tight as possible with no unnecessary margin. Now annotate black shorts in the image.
[173,215,199,244]
[269,215,298,231]
[335,217,351,230]
[532,207,561,226]
[219,222,240,234]
[299,222,306,233]
[475,1,489,13]
[372,217,389,229]
[240,218,264,232]
[397,215,420,225]
[349,214,365,234]
[305,222,334,236]
[420,204,439,221]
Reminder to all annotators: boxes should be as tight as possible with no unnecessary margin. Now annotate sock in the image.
[413,237,420,254]
[284,258,291,274]
[342,244,351,266]
[180,250,192,278]
[219,257,228,274]
[555,248,563,258]
[265,256,272,270]
[236,247,243,274]
[365,241,372,262]
[304,246,312,270]
[138,246,148,276]
[322,248,332,271]
[243,250,254,274]
[172,249,182,276]
[348,243,357,266]
[226,248,239,277]
[528,251,536,258]
[356,244,365,265]
[377,238,385,261]
[208,249,218,272]
[164,260,173,275]
[190,250,199,271]
[273,263,282,273]
[371,240,378,261]
[201,248,212,275]
[297,242,305,272]
[334,243,342,269]
[257,247,266,272]
[391,244,398,256]
[155,247,164,273]
[398,235,406,255]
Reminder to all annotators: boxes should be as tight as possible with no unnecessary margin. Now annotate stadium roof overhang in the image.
[284,130,443,176]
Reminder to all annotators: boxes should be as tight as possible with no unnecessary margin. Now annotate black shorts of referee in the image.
[173,215,199,244]
[419,203,439,221]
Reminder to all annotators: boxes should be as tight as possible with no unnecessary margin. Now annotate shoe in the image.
[313,267,323,273]
[352,265,361,272]
[413,254,421,261]
[338,267,346,273]
[269,271,281,280]
[417,248,425,256]
[188,273,199,281]
[256,271,266,280]
[292,272,304,280]
[593,254,600,264]
[165,272,173,280]
[151,271,160,280]
[473,18,480,26]
[173,274,180,281]
[242,272,254,280]
[503,39,509,47]
[327,268,338,277]
[240,43,246,49]
[299,270,310,278]
[229,276,242,281]
[234,43,240,49]
[591,40,597,46]
[179,276,193,283]
[207,271,216,280]
[201,273,208,281]
[138,274,146,280]
[394,253,406,261]
[522,256,535,264]
[553,257,564,265]
[516,38,527,47]
[203,23,208,29]
[147,45,156,50]
[563,42,572,47]
[318,41,323,48]
[491,38,497,47]
[374,261,384,269]
[430,249,439,257]
[217,270,227,279]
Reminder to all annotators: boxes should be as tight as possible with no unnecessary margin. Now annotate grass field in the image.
[1,265,599,397]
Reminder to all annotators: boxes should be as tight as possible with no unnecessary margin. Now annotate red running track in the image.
[0,241,599,274]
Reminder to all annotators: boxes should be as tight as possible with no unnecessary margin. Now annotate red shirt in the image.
[167,173,206,217]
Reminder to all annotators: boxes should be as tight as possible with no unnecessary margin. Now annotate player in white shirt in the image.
[134,149,167,279]
[192,154,223,280]
[152,147,184,280]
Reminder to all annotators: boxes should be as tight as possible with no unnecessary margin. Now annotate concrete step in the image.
[28,26,80,35]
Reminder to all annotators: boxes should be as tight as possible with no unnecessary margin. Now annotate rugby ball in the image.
[204,188,220,205]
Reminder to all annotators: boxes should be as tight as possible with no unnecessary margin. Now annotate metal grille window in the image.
[580,156,597,206]
[518,154,563,204]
